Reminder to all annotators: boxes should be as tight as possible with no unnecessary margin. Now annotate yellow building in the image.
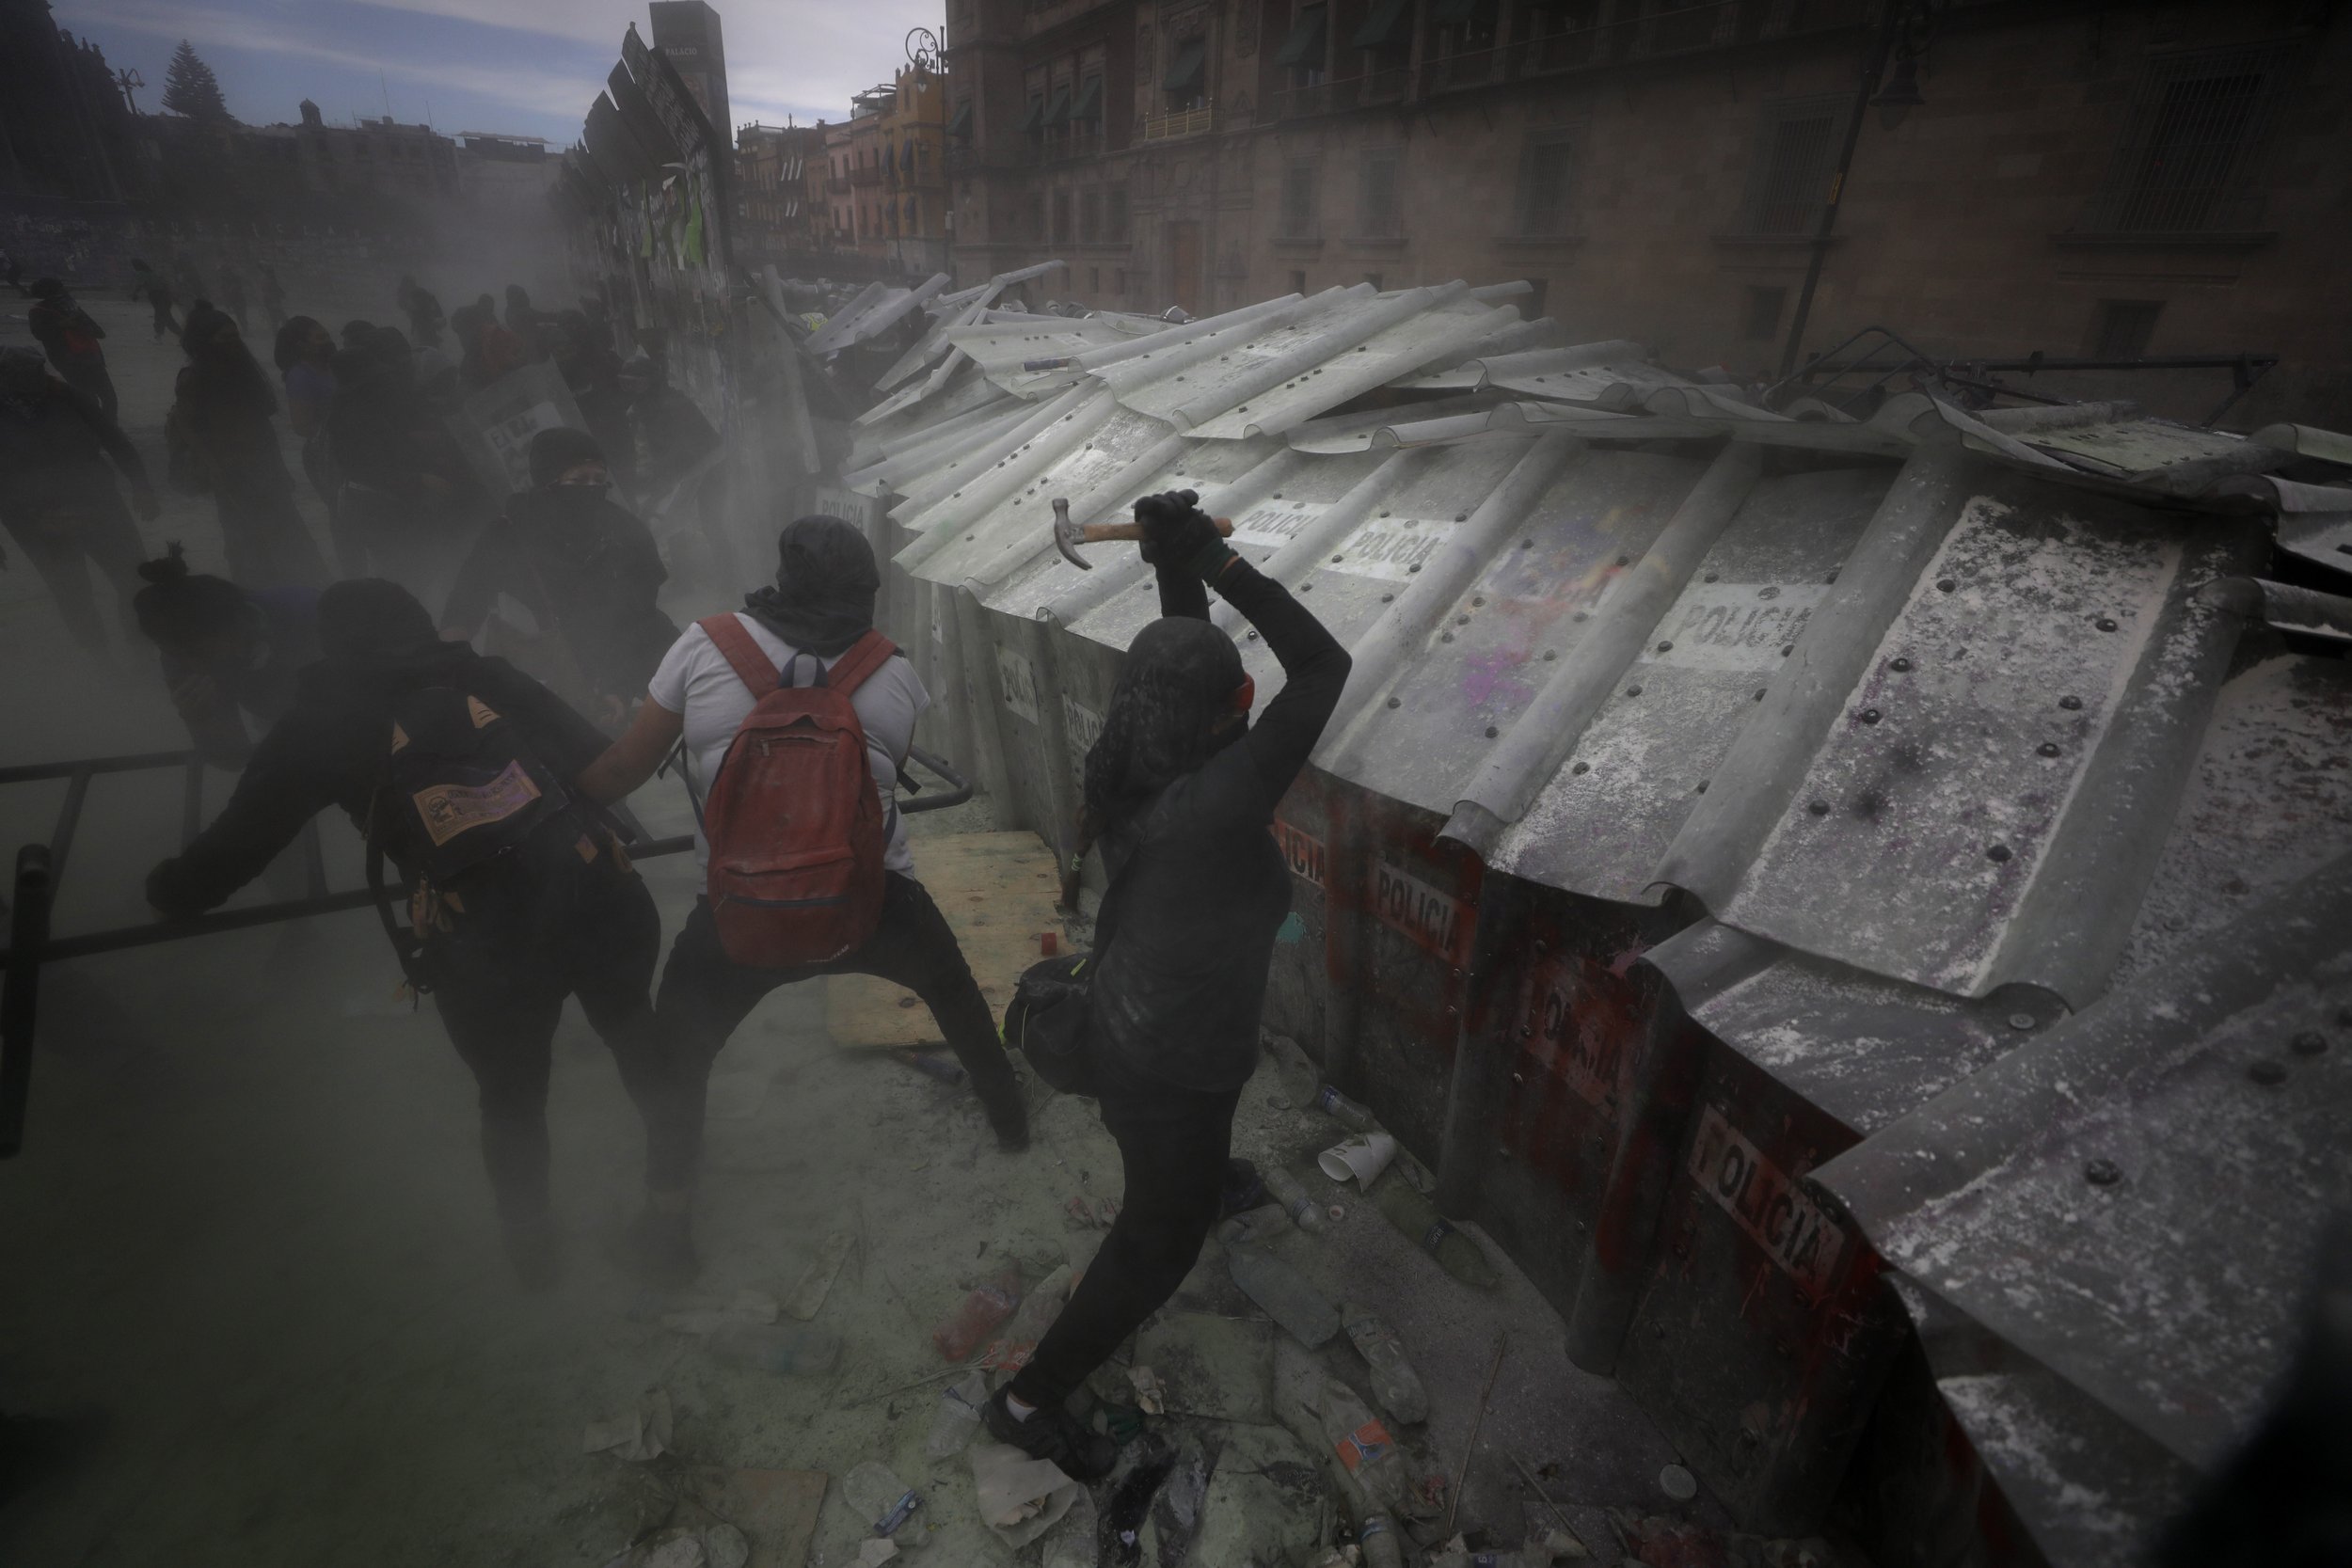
[872,64,951,274]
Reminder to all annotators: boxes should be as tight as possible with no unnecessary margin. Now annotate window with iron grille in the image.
[1359,149,1402,237]
[1745,97,1844,235]
[2079,44,2296,234]
[1081,188,1103,243]
[1280,161,1320,239]
[1517,129,1575,236]
[2090,299,2164,358]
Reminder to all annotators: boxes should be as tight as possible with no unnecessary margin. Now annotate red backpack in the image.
[697,615,897,968]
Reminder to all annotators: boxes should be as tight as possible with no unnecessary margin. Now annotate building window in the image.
[1279,161,1319,240]
[2091,299,2164,359]
[1108,186,1130,241]
[1080,188,1103,244]
[1052,189,1073,243]
[1029,192,1046,239]
[1164,36,1208,111]
[1089,266,1101,292]
[1276,2,1329,85]
[2080,44,2296,234]
[1743,285,1787,341]
[1746,98,1843,235]
[1517,129,1574,236]
[1359,149,1402,238]
[1290,269,1307,294]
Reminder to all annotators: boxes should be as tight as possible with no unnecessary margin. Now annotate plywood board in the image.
[826,831,1064,1049]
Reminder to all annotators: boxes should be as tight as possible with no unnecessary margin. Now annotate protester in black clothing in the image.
[503,284,551,361]
[440,428,675,725]
[144,578,673,1288]
[132,544,321,766]
[25,277,117,422]
[553,311,636,500]
[166,304,329,590]
[129,258,178,340]
[322,324,458,593]
[978,491,1352,1480]
[0,348,159,654]
[397,274,445,349]
[574,516,1029,1284]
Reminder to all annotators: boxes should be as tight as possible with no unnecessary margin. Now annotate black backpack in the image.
[365,685,573,990]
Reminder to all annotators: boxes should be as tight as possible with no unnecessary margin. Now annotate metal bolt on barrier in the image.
[1891,657,1913,672]
[1808,800,1830,816]
[2039,742,2062,757]
[1861,708,1882,724]
[2060,695,2084,710]
[1988,845,2013,863]
[2008,1012,2036,1031]
[2086,1159,2122,1186]
[1938,578,1957,593]
[2097,617,2119,631]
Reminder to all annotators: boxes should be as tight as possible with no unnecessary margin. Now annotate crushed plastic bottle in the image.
[1263,1164,1329,1234]
[705,1321,842,1376]
[1311,1083,1380,1133]
[934,1263,1022,1361]
[1264,1036,1377,1130]
[1359,1511,1406,1568]
[1218,1206,1339,1346]
[1341,1304,1429,1424]
[983,1261,1073,1372]
[843,1460,921,1536]
[1317,1378,1419,1516]
[1374,1176,1500,1289]
[925,1370,990,1459]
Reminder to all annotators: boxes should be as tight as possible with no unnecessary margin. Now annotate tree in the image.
[161,40,233,125]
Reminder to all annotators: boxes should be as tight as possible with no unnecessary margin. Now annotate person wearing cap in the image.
[0,347,159,655]
[25,277,117,422]
[438,426,675,728]
[144,578,673,1291]
[572,515,1031,1285]
[981,490,1351,1480]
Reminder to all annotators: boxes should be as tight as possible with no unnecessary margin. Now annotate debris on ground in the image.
[783,1231,855,1321]
[924,1370,991,1459]
[583,1388,674,1463]
[1187,1420,1327,1566]
[1133,1311,1275,1424]
[1341,1303,1430,1425]
[705,1320,842,1376]
[1610,1513,1855,1568]
[843,1459,922,1538]
[1220,1205,1341,1347]
[969,1439,1082,1545]
[982,1260,1074,1374]
[660,1289,780,1337]
[934,1263,1023,1360]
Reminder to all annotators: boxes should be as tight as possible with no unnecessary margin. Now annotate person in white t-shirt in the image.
[578,515,1027,1283]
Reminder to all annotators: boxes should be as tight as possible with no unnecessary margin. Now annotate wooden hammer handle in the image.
[1080,517,1235,545]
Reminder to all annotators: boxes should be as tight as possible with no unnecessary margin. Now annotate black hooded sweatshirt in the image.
[147,636,610,918]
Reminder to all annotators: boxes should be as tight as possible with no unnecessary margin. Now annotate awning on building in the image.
[1275,5,1328,67]
[947,100,973,137]
[1163,38,1207,92]
[1073,74,1103,122]
[1352,0,1411,48]
[900,137,914,170]
[1020,95,1045,132]
[1042,84,1073,127]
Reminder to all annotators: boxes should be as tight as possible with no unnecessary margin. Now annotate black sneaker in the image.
[977,1080,1031,1153]
[982,1386,1118,1481]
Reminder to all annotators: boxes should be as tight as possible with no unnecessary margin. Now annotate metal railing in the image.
[1139,103,1215,141]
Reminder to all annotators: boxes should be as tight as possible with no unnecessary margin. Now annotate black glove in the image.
[1135,489,1232,578]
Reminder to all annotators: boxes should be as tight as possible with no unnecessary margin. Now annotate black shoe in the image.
[982,1386,1118,1481]
[1219,1158,1264,1219]
[501,1214,564,1292]
[613,1205,701,1289]
[978,1079,1031,1152]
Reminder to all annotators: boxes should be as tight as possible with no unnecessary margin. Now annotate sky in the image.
[54,0,946,144]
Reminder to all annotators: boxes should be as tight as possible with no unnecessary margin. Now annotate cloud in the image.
[74,0,602,120]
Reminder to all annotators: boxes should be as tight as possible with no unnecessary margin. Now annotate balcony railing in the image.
[1139,103,1215,142]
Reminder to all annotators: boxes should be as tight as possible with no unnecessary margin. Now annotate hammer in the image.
[1051,495,1235,571]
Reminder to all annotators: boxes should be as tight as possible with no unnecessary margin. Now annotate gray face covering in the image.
[741,515,882,658]
[1080,615,1248,841]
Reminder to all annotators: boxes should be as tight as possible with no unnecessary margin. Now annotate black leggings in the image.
[426,856,666,1227]
[648,873,1025,1193]
[1008,1052,1241,1410]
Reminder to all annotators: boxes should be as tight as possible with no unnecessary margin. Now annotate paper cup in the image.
[1318,1131,1397,1188]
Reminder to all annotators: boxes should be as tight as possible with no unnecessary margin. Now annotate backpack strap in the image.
[698,613,781,696]
[823,629,900,698]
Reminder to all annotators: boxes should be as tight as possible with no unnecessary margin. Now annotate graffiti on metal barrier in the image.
[1061,694,1103,787]
[1688,1105,1844,1296]
[1273,819,1327,888]
[1532,973,1621,1110]
[995,646,1041,725]
[1374,859,1470,961]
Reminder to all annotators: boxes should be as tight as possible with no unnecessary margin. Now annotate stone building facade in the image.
[737,121,831,267]
[944,0,2352,426]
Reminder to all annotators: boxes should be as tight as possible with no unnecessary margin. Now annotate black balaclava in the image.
[743,515,880,658]
[1080,616,1247,844]
[528,425,605,488]
[134,543,250,647]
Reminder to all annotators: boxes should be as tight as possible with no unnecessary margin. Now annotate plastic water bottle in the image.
[1263,1164,1329,1233]
[1359,1511,1406,1568]
[1375,1177,1500,1289]
[925,1370,990,1459]
[1341,1304,1429,1424]
[1311,1083,1380,1132]
[1317,1378,1416,1516]
[1218,1206,1339,1346]
[934,1264,1022,1360]
[706,1321,842,1376]
[843,1460,920,1536]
